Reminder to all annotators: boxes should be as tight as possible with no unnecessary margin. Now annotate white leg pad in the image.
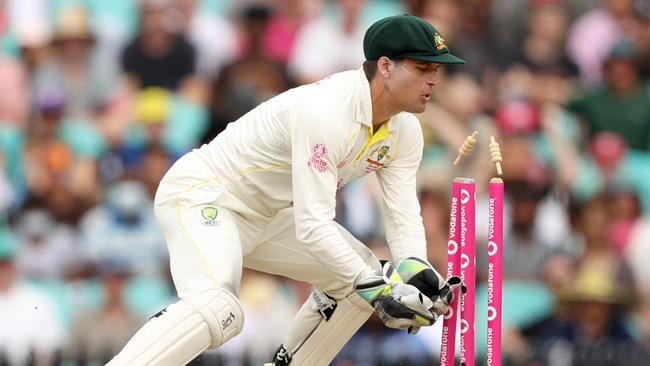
[270,291,373,366]
[107,288,244,366]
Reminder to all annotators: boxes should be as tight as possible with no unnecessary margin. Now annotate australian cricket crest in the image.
[201,206,220,226]
[433,32,447,50]
[377,145,389,161]
[365,145,391,173]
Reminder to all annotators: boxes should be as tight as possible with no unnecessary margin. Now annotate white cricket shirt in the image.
[193,68,427,284]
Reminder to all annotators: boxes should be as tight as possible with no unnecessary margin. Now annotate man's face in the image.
[385,59,440,114]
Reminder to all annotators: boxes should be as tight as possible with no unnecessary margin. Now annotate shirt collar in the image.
[355,67,400,133]
[355,67,373,128]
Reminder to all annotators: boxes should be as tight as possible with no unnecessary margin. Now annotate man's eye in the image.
[417,67,427,72]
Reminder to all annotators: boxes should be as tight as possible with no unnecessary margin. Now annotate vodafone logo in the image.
[460,189,470,204]
[448,240,459,255]
[460,319,469,334]
[487,306,498,321]
[461,254,470,269]
[488,241,498,256]
[444,307,454,320]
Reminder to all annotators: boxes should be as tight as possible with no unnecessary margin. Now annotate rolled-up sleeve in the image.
[290,103,375,286]
[375,117,427,264]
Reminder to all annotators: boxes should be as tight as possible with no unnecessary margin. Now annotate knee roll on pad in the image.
[106,288,244,366]
[183,287,244,349]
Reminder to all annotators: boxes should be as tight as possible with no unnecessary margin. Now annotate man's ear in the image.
[377,56,393,78]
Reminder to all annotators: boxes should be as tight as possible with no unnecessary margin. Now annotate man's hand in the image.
[397,257,464,315]
[356,262,437,331]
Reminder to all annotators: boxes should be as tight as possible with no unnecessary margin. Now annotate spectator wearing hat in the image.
[536,257,641,365]
[0,228,66,366]
[32,5,118,118]
[124,86,209,161]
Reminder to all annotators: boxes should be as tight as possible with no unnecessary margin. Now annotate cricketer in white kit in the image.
[107,14,466,366]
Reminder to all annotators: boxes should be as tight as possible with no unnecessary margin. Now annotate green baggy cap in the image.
[363,14,466,65]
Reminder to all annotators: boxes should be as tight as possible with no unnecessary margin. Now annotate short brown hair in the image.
[363,60,378,80]
[363,58,402,81]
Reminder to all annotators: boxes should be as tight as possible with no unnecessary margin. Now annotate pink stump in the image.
[459,179,475,366]
[440,179,463,366]
[486,178,504,366]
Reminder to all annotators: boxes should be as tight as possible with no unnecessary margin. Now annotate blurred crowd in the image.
[1,0,650,365]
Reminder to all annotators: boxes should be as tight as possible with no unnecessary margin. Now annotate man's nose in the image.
[426,72,437,85]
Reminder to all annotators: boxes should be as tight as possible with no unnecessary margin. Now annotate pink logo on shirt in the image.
[308,143,329,173]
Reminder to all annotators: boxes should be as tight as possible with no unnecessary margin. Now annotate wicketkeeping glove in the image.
[356,262,437,331]
[397,257,464,315]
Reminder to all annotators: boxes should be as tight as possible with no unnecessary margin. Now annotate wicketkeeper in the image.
[107,14,466,366]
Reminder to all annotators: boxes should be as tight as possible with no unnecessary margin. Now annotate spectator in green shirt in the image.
[568,40,650,151]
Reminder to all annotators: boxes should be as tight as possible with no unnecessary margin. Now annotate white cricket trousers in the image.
[154,154,377,300]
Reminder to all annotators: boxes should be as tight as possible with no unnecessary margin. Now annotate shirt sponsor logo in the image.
[365,158,384,173]
[201,207,220,226]
[308,143,329,173]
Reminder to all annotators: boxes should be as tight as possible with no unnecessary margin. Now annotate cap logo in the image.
[433,33,446,50]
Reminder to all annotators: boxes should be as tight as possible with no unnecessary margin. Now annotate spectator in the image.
[13,209,80,279]
[0,56,29,128]
[256,0,323,65]
[175,0,238,79]
[417,72,496,190]
[537,259,640,365]
[22,91,104,209]
[63,257,147,365]
[0,228,66,366]
[138,144,173,199]
[448,0,499,79]
[79,179,167,277]
[0,57,29,204]
[568,40,650,152]
[6,0,51,70]
[567,0,640,85]
[545,104,650,213]
[289,0,367,84]
[32,6,117,118]
[513,2,578,77]
[608,187,648,254]
[121,0,196,91]
[121,86,209,162]
[206,4,293,141]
